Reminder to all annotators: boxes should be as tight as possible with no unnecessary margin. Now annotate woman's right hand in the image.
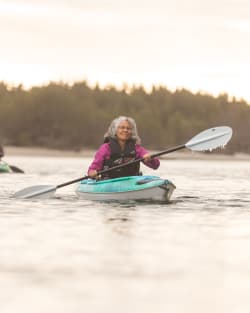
[88,170,98,178]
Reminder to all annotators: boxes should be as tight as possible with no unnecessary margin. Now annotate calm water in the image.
[1,156,250,313]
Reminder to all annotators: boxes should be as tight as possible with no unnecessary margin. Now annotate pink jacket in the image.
[88,143,160,174]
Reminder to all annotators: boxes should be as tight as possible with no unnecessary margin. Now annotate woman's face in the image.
[116,120,132,142]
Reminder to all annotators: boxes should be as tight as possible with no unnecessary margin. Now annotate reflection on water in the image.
[1,156,250,313]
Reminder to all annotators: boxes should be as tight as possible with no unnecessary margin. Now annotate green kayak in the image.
[0,161,11,173]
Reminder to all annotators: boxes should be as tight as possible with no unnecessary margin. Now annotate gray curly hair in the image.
[104,116,141,144]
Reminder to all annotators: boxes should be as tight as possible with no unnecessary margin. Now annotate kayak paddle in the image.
[9,165,25,173]
[13,126,232,199]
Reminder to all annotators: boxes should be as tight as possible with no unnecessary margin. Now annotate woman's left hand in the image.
[143,153,151,162]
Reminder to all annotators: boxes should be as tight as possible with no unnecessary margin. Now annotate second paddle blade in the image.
[13,185,56,199]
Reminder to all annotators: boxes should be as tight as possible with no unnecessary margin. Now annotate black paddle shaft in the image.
[57,144,185,189]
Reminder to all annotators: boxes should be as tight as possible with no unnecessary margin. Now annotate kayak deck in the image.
[75,175,176,202]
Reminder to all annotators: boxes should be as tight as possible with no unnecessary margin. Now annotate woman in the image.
[0,145,24,173]
[0,145,11,173]
[88,116,160,179]
[0,145,4,160]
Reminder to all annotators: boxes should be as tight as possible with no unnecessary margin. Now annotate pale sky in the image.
[1,0,250,101]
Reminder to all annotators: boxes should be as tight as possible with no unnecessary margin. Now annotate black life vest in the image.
[102,137,140,179]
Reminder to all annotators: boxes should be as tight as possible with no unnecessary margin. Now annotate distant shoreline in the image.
[4,146,250,161]
[5,146,95,158]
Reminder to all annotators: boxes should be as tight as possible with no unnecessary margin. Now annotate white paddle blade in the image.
[13,185,56,199]
[185,126,233,151]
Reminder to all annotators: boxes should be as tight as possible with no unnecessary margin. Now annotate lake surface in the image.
[1,156,250,313]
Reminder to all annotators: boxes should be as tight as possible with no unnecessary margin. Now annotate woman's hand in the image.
[143,153,151,162]
[88,170,98,178]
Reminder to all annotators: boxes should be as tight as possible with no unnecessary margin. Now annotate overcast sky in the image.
[1,0,250,101]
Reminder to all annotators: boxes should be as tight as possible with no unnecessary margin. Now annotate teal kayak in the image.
[0,161,11,173]
[75,175,176,202]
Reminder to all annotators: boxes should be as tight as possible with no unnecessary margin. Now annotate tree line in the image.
[0,81,249,154]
